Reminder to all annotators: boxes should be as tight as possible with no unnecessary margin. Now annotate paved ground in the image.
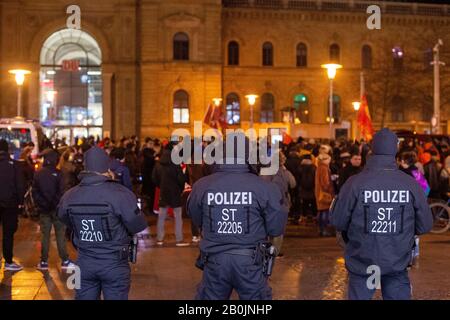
[1,215,450,300]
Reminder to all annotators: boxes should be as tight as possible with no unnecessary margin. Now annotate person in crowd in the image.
[315,152,335,237]
[298,153,316,224]
[152,142,188,247]
[58,147,79,192]
[439,156,450,201]
[0,139,25,271]
[109,147,133,191]
[338,152,363,190]
[33,149,75,270]
[423,150,442,199]
[141,139,157,215]
[285,144,302,223]
[261,152,296,256]
[18,145,35,188]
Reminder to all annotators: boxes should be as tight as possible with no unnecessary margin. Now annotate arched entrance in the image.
[39,28,103,142]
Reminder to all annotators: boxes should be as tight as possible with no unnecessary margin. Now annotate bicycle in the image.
[430,199,450,234]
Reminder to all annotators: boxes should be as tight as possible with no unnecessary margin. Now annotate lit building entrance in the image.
[39,28,103,143]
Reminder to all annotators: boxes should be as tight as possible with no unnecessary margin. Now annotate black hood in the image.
[372,128,398,156]
[84,147,109,173]
[43,150,59,167]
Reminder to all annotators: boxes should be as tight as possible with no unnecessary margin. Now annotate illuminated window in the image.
[262,42,273,66]
[173,33,189,61]
[226,93,240,125]
[294,94,309,123]
[228,41,239,66]
[330,44,340,63]
[173,90,189,124]
[362,45,372,69]
[260,93,275,123]
[296,43,307,67]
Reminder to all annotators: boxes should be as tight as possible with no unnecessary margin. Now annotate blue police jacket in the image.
[187,163,288,255]
[330,154,433,276]
[57,172,148,259]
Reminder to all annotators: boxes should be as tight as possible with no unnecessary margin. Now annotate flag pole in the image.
[360,71,365,100]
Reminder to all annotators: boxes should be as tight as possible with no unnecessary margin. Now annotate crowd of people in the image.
[0,131,449,270]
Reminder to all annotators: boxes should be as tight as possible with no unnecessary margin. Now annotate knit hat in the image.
[84,147,110,173]
[372,128,398,156]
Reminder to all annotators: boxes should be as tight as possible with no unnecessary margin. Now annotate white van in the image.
[0,117,46,159]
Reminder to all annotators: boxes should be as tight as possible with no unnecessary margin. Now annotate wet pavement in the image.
[1,216,450,300]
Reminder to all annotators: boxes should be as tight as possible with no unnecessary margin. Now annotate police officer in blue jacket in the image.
[58,147,148,300]
[187,135,288,300]
[330,128,433,300]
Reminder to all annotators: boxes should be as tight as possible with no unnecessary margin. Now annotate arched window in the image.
[327,95,341,123]
[391,96,405,122]
[260,93,275,123]
[362,45,372,69]
[293,94,310,123]
[392,46,404,73]
[296,43,307,67]
[330,43,340,63]
[173,90,189,124]
[228,41,239,66]
[262,42,273,66]
[173,32,189,61]
[226,93,240,125]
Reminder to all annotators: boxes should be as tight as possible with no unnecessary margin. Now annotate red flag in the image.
[282,132,293,145]
[357,94,374,141]
[204,103,227,130]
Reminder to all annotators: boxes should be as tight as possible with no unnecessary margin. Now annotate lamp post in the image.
[245,94,258,128]
[321,63,342,139]
[8,69,31,117]
[431,39,445,134]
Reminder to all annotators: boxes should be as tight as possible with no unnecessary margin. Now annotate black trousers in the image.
[0,207,18,264]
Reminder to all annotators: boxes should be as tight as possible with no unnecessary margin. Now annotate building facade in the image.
[0,0,449,140]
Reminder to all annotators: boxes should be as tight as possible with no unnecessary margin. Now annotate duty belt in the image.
[222,248,256,256]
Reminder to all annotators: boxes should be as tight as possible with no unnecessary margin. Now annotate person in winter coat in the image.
[298,154,317,223]
[58,147,79,192]
[141,145,156,214]
[439,156,450,201]
[423,151,442,199]
[338,153,363,191]
[261,152,296,256]
[32,149,75,270]
[285,144,302,222]
[315,153,335,237]
[152,142,188,246]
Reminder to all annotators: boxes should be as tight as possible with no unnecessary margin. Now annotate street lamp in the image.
[352,101,361,112]
[321,63,342,139]
[8,69,31,117]
[431,39,445,134]
[245,94,258,128]
[212,98,222,107]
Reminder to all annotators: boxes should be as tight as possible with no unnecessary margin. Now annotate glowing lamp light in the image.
[352,101,361,111]
[321,63,342,80]
[245,94,258,106]
[212,98,222,107]
[9,69,31,86]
